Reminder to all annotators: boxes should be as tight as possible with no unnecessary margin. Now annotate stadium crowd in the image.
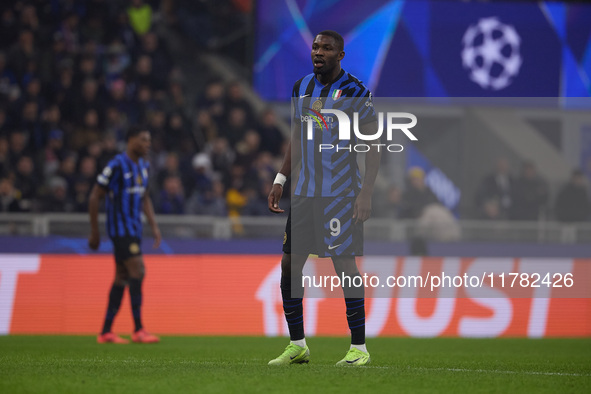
[0,0,588,224]
[0,0,285,218]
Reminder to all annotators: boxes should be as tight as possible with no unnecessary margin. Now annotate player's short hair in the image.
[126,125,148,141]
[316,30,344,51]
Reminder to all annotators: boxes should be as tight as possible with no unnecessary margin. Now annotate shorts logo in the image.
[328,244,342,250]
[283,232,287,245]
[311,99,323,111]
[129,243,140,254]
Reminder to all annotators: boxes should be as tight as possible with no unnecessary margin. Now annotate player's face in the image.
[133,131,151,157]
[311,35,344,75]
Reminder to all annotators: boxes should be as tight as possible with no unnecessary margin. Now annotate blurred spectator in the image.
[374,185,402,219]
[186,178,227,216]
[415,203,461,242]
[0,137,9,176]
[197,78,225,126]
[221,107,248,146]
[13,155,37,211]
[243,182,273,216]
[0,176,24,212]
[8,131,30,168]
[194,109,218,145]
[157,175,185,214]
[475,157,513,219]
[157,152,182,190]
[258,108,284,156]
[479,198,502,221]
[208,137,234,179]
[42,176,73,212]
[399,167,439,219]
[9,29,38,82]
[41,129,67,179]
[0,51,20,102]
[235,130,260,169]
[127,0,153,36]
[510,161,548,221]
[225,81,254,125]
[188,153,213,196]
[555,170,591,222]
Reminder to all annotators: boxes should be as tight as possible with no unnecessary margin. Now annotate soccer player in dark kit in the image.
[268,30,381,366]
[89,126,161,344]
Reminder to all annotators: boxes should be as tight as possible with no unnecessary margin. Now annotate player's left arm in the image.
[142,192,161,249]
[354,119,381,223]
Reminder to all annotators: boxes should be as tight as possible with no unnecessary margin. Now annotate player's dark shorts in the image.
[111,236,142,265]
[282,196,363,257]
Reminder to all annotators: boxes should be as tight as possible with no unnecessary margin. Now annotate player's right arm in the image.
[268,122,301,213]
[268,84,303,213]
[88,184,106,250]
[88,160,118,250]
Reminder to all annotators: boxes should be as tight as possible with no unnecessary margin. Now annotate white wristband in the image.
[273,173,287,187]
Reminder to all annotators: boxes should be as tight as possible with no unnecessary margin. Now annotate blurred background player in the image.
[267,31,380,366]
[88,125,162,344]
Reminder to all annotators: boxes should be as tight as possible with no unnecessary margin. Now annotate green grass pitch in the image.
[1,336,590,393]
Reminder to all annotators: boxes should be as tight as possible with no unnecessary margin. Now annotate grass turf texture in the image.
[0,336,589,393]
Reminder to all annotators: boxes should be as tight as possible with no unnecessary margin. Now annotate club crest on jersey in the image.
[312,99,323,111]
[136,174,143,185]
[332,89,342,100]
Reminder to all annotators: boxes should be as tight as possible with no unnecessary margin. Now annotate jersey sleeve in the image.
[96,158,121,191]
[354,87,377,126]
[292,83,301,127]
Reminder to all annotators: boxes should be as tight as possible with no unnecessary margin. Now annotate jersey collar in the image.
[314,68,346,88]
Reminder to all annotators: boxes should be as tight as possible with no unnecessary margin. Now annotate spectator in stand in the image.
[41,129,66,179]
[257,108,284,157]
[127,0,153,36]
[186,178,227,216]
[196,78,225,126]
[555,169,591,222]
[13,155,37,211]
[0,176,24,212]
[0,51,20,102]
[8,131,30,169]
[225,81,255,127]
[42,176,73,212]
[187,153,213,196]
[221,107,248,146]
[373,184,402,219]
[399,167,438,219]
[156,152,182,190]
[157,175,185,214]
[194,109,218,145]
[138,32,172,86]
[0,137,9,176]
[72,78,104,126]
[475,157,513,220]
[9,29,38,83]
[510,161,548,221]
[235,130,260,169]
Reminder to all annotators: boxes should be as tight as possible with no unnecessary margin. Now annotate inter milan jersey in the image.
[96,153,149,239]
[292,69,376,198]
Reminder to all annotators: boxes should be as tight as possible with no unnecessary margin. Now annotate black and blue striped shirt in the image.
[96,153,149,239]
[292,69,376,198]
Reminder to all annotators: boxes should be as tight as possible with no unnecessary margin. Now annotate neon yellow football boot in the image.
[268,343,310,365]
[335,348,371,366]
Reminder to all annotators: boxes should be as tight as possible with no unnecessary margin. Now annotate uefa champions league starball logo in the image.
[461,17,522,90]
